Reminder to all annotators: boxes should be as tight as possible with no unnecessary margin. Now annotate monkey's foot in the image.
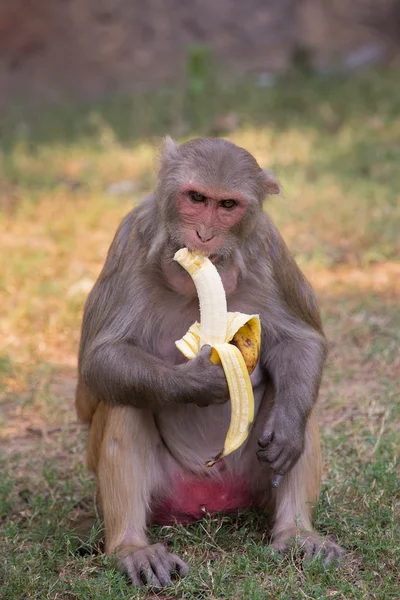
[116,543,189,588]
[272,530,344,566]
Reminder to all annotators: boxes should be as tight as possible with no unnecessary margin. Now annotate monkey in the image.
[75,137,344,588]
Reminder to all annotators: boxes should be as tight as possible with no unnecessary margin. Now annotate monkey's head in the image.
[156,137,280,263]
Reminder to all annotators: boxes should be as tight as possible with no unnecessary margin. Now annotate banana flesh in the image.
[173,248,261,466]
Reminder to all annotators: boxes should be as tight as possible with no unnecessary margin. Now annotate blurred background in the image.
[0,1,399,598]
[1,0,400,107]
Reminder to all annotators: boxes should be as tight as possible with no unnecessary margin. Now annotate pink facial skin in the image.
[176,187,247,256]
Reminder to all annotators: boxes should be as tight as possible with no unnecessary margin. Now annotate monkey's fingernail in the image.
[272,474,283,488]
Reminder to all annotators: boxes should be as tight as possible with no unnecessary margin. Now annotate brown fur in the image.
[76,137,343,587]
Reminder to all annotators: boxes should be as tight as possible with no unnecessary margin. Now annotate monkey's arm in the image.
[257,220,327,476]
[258,331,326,475]
[80,338,228,409]
[78,214,228,409]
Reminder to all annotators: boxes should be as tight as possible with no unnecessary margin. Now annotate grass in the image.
[0,69,399,599]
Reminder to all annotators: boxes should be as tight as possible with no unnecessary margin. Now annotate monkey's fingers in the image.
[256,443,283,466]
[142,563,166,588]
[257,430,274,447]
[272,452,300,477]
[322,543,345,566]
[121,544,189,588]
[122,556,157,587]
[148,552,173,587]
[169,552,190,577]
[322,548,339,566]
[256,450,284,487]
[117,552,144,586]
[197,344,213,360]
[301,535,344,567]
[266,444,284,463]
[125,564,143,587]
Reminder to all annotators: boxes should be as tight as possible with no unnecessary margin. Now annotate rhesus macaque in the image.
[76,137,343,587]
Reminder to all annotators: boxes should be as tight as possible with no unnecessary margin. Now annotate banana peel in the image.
[174,248,261,466]
[175,315,261,375]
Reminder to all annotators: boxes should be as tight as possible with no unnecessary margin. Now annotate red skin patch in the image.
[152,468,255,525]
[175,188,247,256]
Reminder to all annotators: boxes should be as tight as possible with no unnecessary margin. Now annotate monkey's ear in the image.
[160,136,180,162]
[263,170,280,195]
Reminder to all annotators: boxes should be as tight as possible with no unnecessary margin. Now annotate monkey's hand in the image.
[256,406,306,486]
[176,345,229,407]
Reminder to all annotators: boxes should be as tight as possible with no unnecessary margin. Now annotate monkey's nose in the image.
[196,230,214,243]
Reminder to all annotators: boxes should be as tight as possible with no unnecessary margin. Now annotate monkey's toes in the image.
[272,531,344,567]
[303,536,344,566]
[117,543,189,588]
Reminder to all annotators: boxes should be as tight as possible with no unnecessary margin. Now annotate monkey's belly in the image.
[151,468,255,525]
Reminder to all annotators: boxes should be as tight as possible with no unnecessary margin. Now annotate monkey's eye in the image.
[188,191,206,203]
[220,199,237,209]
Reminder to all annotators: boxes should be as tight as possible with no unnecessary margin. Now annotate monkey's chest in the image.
[151,467,255,525]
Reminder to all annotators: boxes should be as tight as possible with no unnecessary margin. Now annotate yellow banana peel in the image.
[174,248,261,466]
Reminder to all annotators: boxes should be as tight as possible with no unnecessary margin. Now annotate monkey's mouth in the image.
[174,240,223,265]
[182,245,221,264]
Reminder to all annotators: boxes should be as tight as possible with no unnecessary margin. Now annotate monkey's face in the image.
[173,187,251,261]
[157,138,279,263]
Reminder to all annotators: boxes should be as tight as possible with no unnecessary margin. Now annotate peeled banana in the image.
[174,248,261,466]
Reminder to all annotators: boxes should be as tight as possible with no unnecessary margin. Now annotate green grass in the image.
[0,69,399,599]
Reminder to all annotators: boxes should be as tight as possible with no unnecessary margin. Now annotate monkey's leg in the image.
[92,405,189,587]
[271,412,344,564]
[75,377,99,424]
